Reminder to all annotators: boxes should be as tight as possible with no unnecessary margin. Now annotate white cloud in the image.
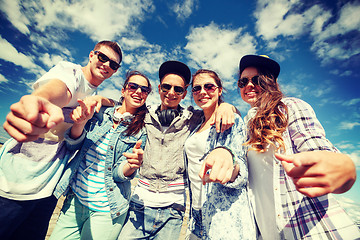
[1,0,154,48]
[0,36,40,70]
[342,98,360,106]
[0,73,7,83]
[254,0,360,65]
[0,0,30,35]
[339,121,360,130]
[171,0,199,22]
[184,22,257,86]
[39,53,65,69]
[336,141,360,169]
[254,0,317,40]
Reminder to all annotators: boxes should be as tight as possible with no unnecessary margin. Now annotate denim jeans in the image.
[186,208,203,239]
[0,195,58,240]
[118,201,184,240]
[49,193,126,240]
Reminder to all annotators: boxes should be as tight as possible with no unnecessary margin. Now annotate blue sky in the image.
[0,0,359,224]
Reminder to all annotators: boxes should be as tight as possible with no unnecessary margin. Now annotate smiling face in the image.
[88,45,121,86]
[240,67,263,107]
[158,74,187,110]
[121,75,149,114]
[192,73,222,114]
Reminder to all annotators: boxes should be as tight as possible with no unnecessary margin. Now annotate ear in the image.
[218,87,223,96]
[121,87,125,97]
[158,84,161,93]
[89,51,95,62]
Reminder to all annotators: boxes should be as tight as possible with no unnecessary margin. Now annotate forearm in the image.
[33,79,72,107]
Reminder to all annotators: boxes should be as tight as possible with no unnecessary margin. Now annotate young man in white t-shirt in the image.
[0,40,122,240]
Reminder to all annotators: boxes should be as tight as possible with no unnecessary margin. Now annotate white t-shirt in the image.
[184,128,210,210]
[245,108,279,240]
[0,61,97,200]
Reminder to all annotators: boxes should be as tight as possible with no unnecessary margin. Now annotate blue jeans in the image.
[187,208,203,239]
[118,201,184,240]
[0,195,58,240]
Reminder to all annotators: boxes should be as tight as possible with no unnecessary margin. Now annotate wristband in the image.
[214,146,235,164]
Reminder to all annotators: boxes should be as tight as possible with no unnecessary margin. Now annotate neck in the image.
[82,65,101,87]
[203,104,218,122]
[119,101,137,115]
[160,104,179,111]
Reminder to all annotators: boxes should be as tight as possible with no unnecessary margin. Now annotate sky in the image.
[0,0,359,225]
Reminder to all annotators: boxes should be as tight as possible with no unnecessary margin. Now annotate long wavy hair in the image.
[120,70,152,136]
[242,67,288,152]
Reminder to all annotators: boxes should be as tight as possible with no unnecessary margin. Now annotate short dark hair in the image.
[94,40,123,64]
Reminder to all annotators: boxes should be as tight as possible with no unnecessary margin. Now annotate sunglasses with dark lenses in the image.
[160,83,185,95]
[238,75,261,88]
[127,82,151,94]
[192,83,218,94]
[94,51,120,71]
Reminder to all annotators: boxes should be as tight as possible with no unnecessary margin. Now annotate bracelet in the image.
[214,146,235,164]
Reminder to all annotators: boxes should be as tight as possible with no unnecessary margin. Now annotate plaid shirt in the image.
[247,97,360,239]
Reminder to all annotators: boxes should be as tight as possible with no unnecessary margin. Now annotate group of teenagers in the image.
[0,40,359,240]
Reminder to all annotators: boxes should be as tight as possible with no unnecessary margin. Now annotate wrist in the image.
[214,146,235,164]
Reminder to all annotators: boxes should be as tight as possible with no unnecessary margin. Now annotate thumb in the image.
[133,140,142,151]
[95,101,102,113]
[42,100,64,129]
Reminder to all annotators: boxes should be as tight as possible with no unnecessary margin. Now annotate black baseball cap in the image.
[159,60,191,85]
[239,55,280,79]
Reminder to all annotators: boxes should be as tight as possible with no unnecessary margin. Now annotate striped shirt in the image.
[245,97,360,239]
[71,128,115,212]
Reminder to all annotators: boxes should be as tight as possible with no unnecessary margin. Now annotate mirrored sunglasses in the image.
[160,83,185,95]
[127,82,151,94]
[94,51,120,71]
[238,75,261,88]
[192,83,218,94]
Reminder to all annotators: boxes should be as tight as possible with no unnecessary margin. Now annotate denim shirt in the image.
[185,113,256,239]
[54,106,147,219]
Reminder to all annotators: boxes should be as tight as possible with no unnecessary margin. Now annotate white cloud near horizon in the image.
[335,195,360,224]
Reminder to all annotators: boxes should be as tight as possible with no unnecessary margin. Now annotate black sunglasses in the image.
[127,82,151,94]
[238,75,261,88]
[160,83,185,95]
[192,83,218,94]
[94,51,120,71]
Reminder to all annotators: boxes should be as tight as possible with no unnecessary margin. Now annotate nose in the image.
[135,87,142,94]
[246,80,255,88]
[168,86,176,95]
[199,86,207,94]
[102,61,111,70]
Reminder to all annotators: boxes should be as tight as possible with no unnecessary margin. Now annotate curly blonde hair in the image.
[243,69,288,152]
